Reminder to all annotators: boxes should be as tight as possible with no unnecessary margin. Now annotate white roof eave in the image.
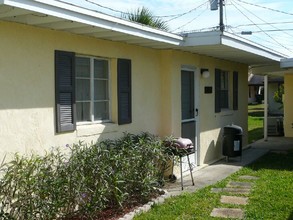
[180,31,286,65]
[0,0,288,66]
[221,32,286,63]
[1,0,183,45]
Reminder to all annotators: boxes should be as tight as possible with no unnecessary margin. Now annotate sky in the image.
[61,0,293,57]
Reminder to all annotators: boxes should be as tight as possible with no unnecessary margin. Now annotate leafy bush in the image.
[0,133,172,219]
[273,84,284,109]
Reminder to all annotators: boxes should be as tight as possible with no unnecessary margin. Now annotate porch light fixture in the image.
[201,68,210,78]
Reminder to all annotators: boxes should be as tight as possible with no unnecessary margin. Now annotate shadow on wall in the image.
[203,133,223,164]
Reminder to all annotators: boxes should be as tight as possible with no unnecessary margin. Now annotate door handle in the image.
[195,108,199,116]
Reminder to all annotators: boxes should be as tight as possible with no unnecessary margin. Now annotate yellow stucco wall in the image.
[284,74,293,137]
[0,21,248,166]
[159,51,248,165]
[0,21,162,160]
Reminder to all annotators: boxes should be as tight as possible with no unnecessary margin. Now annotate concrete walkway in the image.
[164,137,293,196]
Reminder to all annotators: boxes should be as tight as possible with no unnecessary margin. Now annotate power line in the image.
[165,0,209,22]
[85,0,210,20]
[235,21,293,28]
[237,0,293,17]
[235,0,293,39]
[232,26,292,54]
[224,0,228,29]
[235,28,293,36]
[54,0,124,18]
[248,28,293,33]
[172,7,209,32]
[156,0,209,18]
[230,0,293,54]
[85,0,126,16]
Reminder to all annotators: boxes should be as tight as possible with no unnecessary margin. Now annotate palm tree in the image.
[124,7,169,31]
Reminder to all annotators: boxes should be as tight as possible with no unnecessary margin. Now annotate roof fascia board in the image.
[221,32,286,62]
[2,0,183,45]
[181,31,222,46]
[182,31,285,63]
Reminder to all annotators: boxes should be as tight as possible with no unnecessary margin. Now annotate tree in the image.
[124,7,169,31]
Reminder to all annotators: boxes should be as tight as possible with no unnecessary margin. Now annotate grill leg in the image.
[180,156,183,190]
[187,155,195,186]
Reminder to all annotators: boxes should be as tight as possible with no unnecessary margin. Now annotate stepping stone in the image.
[211,188,224,193]
[227,181,252,188]
[211,187,250,194]
[220,195,248,205]
[223,187,251,194]
[211,208,244,219]
[239,175,259,180]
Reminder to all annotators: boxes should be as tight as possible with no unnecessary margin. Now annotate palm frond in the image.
[124,7,169,31]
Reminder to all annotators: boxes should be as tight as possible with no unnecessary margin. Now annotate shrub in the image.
[0,132,171,219]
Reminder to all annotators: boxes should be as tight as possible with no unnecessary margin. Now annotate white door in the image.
[181,68,199,170]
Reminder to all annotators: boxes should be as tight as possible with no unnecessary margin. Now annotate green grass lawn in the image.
[248,104,264,144]
[134,151,293,220]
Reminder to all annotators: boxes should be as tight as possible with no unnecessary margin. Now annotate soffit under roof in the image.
[0,0,287,66]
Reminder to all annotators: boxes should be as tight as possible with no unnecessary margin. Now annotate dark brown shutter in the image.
[117,59,132,125]
[215,68,221,113]
[233,71,239,110]
[55,50,76,133]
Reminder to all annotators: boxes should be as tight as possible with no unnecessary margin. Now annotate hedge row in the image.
[0,133,173,219]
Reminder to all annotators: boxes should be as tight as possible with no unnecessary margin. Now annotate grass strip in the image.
[248,104,264,144]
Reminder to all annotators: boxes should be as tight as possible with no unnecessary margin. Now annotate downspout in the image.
[264,75,268,141]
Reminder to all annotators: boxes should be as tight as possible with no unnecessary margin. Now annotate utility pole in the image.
[219,0,224,32]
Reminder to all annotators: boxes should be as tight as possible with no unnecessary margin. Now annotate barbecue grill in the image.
[167,137,195,190]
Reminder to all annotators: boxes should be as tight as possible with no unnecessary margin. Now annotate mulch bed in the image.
[64,190,165,220]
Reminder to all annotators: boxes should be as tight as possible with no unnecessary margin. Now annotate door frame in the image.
[181,65,200,166]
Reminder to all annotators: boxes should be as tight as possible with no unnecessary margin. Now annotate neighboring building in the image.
[250,59,293,138]
[0,1,286,170]
[248,74,263,104]
[267,77,284,116]
[248,74,284,116]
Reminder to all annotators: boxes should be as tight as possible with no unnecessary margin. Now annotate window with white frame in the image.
[220,71,229,109]
[75,56,110,123]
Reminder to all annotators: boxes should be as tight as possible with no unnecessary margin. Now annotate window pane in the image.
[181,70,194,120]
[182,121,196,145]
[76,102,91,122]
[221,90,229,108]
[94,101,109,121]
[94,60,108,78]
[220,71,229,109]
[94,80,108,100]
[221,72,228,89]
[76,79,90,101]
[76,57,90,78]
